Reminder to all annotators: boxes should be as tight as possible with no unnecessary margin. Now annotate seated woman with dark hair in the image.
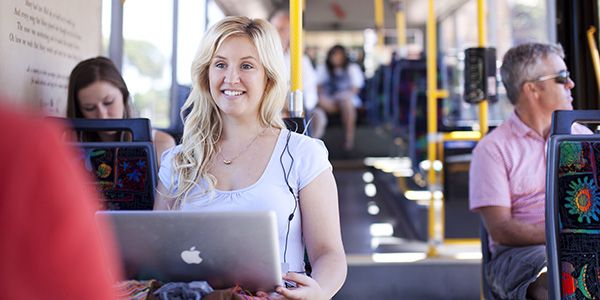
[67,56,175,164]
[316,45,364,151]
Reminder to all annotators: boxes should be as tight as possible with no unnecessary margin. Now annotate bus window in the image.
[176,0,224,86]
[101,0,111,56]
[439,0,551,130]
[122,0,173,128]
[176,0,206,86]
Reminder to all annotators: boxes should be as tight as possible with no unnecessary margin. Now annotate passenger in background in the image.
[269,8,327,139]
[154,16,346,299]
[317,44,364,151]
[67,56,175,165]
[352,47,366,73]
[469,43,588,300]
[305,46,318,69]
[0,99,121,299]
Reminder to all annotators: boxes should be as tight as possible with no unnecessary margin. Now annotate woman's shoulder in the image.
[286,129,314,142]
[348,63,363,74]
[160,143,183,162]
[153,129,176,146]
[348,62,361,68]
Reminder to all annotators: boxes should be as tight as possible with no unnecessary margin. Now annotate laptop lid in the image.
[97,211,283,292]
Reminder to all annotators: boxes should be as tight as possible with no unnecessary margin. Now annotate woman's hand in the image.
[256,272,326,300]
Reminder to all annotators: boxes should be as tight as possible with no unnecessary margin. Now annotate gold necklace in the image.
[219,128,267,165]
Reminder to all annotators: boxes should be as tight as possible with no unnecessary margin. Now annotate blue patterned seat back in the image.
[53,118,158,210]
[547,110,600,299]
[75,142,156,210]
[550,140,600,299]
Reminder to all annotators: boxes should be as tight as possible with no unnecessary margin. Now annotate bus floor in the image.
[322,126,482,300]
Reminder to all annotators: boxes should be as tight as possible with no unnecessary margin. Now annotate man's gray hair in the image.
[500,43,565,105]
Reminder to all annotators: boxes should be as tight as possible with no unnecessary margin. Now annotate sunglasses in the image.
[534,70,571,84]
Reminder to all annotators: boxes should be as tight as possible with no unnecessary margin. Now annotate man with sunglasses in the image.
[469,43,590,300]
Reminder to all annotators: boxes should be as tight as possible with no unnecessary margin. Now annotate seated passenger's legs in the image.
[526,272,548,300]
[318,93,356,151]
[318,94,339,113]
[485,245,547,300]
[308,107,327,139]
[338,94,356,151]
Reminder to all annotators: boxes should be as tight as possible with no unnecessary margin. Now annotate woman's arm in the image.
[276,168,347,299]
[153,130,176,165]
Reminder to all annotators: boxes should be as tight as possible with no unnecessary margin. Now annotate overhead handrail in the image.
[586,26,600,99]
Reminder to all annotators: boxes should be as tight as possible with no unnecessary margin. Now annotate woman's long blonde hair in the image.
[168,16,287,209]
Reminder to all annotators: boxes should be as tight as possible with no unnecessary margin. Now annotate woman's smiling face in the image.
[208,35,267,120]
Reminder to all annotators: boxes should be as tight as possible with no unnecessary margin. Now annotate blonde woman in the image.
[154,16,346,299]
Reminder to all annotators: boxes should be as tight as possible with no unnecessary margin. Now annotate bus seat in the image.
[171,84,192,143]
[546,110,600,299]
[68,118,153,142]
[363,66,384,125]
[75,141,157,210]
[480,221,495,300]
[283,117,306,134]
[56,118,157,210]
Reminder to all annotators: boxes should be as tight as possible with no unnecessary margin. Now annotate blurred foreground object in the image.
[0,99,122,300]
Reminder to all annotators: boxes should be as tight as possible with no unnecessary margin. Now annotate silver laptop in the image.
[97,210,283,292]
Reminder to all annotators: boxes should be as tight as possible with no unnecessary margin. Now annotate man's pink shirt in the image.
[469,111,590,251]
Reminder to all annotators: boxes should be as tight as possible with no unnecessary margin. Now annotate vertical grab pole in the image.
[375,0,384,47]
[426,0,439,257]
[477,2,488,297]
[395,1,406,53]
[289,0,304,118]
[477,0,489,136]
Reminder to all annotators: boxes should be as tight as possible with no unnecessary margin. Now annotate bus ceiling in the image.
[213,0,471,31]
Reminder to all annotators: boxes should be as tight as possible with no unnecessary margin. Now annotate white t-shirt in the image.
[158,128,332,272]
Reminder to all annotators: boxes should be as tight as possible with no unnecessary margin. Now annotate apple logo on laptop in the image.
[181,246,203,264]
